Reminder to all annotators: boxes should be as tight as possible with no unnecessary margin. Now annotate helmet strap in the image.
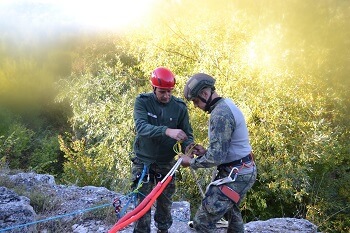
[203,90,214,112]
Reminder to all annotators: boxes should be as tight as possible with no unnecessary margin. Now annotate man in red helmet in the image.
[130,67,194,233]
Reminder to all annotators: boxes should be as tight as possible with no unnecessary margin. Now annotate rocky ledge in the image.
[0,172,318,233]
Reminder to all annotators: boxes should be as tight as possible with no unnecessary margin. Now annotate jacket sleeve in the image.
[133,96,167,137]
[190,113,234,169]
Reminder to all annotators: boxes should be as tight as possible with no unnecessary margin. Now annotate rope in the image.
[190,167,205,198]
[173,140,182,156]
[178,142,206,198]
[113,165,148,219]
[0,203,111,232]
[1,142,191,233]
[108,142,184,233]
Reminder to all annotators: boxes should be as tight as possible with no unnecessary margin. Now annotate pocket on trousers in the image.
[202,186,228,215]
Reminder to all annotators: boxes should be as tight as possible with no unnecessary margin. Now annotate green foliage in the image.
[0,31,73,176]
[0,120,34,169]
[58,134,114,188]
[1,0,349,232]
[30,134,63,176]
[0,108,65,174]
[56,45,143,190]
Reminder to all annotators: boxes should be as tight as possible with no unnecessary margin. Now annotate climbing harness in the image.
[112,164,148,219]
[209,153,255,204]
[187,152,256,229]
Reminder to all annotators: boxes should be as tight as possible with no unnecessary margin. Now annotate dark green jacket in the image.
[133,93,194,166]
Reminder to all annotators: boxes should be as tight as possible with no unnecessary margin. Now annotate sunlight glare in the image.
[247,41,257,67]
[56,0,156,31]
[244,38,274,71]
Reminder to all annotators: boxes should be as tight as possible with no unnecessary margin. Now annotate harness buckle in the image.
[143,174,150,183]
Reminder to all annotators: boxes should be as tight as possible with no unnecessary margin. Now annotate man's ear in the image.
[200,89,209,98]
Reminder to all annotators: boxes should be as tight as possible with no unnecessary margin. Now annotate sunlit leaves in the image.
[56,50,140,190]
[52,1,350,231]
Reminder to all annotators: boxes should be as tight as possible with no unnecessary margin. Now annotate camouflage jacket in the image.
[190,98,252,170]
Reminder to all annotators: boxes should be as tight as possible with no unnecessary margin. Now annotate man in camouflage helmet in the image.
[182,73,257,233]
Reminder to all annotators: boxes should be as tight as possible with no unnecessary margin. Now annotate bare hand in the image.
[185,143,196,157]
[189,144,206,156]
[165,128,188,141]
[180,155,191,167]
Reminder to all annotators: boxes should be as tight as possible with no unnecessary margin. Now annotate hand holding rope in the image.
[174,141,206,197]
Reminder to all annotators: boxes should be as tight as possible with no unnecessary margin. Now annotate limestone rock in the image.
[245,217,318,233]
[7,172,56,189]
[0,172,319,233]
[0,186,36,233]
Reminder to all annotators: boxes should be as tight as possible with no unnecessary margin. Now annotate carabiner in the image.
[143,174,150,183]
[228,167,239,181]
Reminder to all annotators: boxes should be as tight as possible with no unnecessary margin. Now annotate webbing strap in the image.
[219,185,240,203]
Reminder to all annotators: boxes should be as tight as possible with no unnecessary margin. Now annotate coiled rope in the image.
[108,157,182,233]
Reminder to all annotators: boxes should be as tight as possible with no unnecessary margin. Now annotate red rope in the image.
[108,175,173,233]
[115,182,161,225]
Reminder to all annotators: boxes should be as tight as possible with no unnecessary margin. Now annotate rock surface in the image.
[0,187,36,233]
[245,218,318,233]
[0,172,318,233]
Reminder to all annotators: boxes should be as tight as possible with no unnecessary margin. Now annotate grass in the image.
[0,168,117,232]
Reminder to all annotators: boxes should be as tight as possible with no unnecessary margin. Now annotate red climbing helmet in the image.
[150,67,176,89]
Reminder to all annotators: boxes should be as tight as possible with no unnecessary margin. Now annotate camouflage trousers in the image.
[131,157,176,233]
[193,166,257,233]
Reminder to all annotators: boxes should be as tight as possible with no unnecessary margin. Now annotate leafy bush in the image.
[2,0,349,232]
[56,53,141,190]
[30,134,63,176]
[0,122,34,169]
[55,1,349,231]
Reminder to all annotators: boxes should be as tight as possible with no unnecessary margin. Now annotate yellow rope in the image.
[173,141,198,157]
[173,141,205,198]
[173,141,183,155]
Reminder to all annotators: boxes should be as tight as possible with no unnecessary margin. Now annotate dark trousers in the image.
[131,158,176,233]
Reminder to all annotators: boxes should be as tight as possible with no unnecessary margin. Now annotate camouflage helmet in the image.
[183,73,216,101]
